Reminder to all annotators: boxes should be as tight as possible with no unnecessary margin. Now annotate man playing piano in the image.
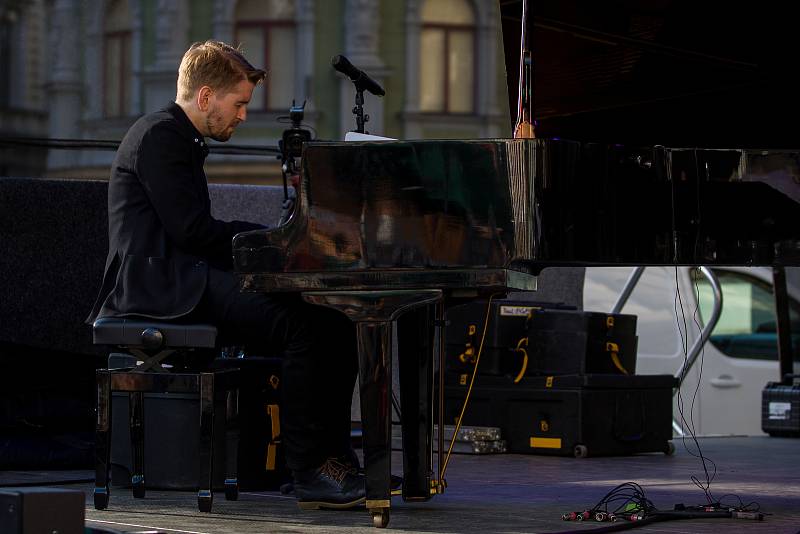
[86,40,365,509]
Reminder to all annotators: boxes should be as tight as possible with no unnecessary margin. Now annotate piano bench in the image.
[91,317,239,513]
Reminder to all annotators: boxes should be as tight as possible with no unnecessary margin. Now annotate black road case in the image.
[762,377,800,437]
[446,301,637,378]
[442,373,676,457]
[446,300,575,377]
[526,309,638,376]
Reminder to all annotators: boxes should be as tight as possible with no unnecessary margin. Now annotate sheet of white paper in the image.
[344,131,396,142]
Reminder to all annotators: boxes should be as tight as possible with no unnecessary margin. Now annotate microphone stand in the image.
[278,150,297,226]
[352,86,369,134]
[278,101,310,226]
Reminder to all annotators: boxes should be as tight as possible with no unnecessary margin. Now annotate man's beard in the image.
[206,106,236,142]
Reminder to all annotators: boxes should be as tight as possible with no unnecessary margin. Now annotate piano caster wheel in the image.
[131,480,145,499]
[573,444,589,458]
[372,508,390,528]
[665,441,676,456]
[198,492,213,513]
[224,480,239,501]
[93,489,109,510]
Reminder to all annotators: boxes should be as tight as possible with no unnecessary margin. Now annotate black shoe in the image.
[280,451,357,496]
[335,448,403,492]
[294,458,366,510]
[335,448,362,471]
[390,474,404,493]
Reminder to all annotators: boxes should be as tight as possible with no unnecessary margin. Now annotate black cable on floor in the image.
[552,510,735,534]
[674,266,717,503]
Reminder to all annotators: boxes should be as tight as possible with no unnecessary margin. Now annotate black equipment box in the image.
[110,390,234,490]
[446,300,637,377]
[111,357,289,490]
[212,357,290,490]
[0,487,84,534]
[442,373,676,457]
[761,377,800,436]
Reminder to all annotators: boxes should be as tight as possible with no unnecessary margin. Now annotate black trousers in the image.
[192,267,358,472]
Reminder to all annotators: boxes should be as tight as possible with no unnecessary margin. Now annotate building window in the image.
[235,0,296,112]
[103,0,132,117]
[0,11,13,108]
[419,0,475,114]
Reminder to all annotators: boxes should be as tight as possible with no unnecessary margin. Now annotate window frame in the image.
[419,21,477,115]
[102,29,131,118]
[234,19,295,112]
[0,16,11,109]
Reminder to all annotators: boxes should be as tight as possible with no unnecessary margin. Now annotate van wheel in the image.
[664,441,676,456]
[573,444,589,458]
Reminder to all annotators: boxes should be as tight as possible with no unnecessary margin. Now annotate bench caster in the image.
[93,488,109,510]
[224,479,239,501]
[131,476,145,498]
[198,491,213,513]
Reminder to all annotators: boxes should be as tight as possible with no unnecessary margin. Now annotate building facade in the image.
[1,0,511,184]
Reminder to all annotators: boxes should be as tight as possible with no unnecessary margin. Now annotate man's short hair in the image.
[177,40,267,102]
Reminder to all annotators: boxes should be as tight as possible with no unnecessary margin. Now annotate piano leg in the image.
[355,320,393,525]
[302,290,442,528]
[397,305,434,501]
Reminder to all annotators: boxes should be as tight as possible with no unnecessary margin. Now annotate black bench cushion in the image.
[93,318,217,349]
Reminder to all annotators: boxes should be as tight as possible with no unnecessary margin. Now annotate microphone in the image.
[331,55,385,96]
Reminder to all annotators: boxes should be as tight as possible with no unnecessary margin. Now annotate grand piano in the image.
[233,138,800,526]
[232,2,800,528]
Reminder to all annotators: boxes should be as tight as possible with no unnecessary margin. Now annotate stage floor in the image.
[3,435,797,533]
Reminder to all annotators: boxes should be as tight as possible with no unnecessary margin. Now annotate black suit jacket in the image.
[86,102,264,323]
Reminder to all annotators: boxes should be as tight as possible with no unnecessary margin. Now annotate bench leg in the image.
[130,391,146,498]
[94,369,111,509]
[198,372,214,512]
[224,388,239,501]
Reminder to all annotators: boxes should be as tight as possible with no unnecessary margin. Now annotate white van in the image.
[583,266,800,436]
